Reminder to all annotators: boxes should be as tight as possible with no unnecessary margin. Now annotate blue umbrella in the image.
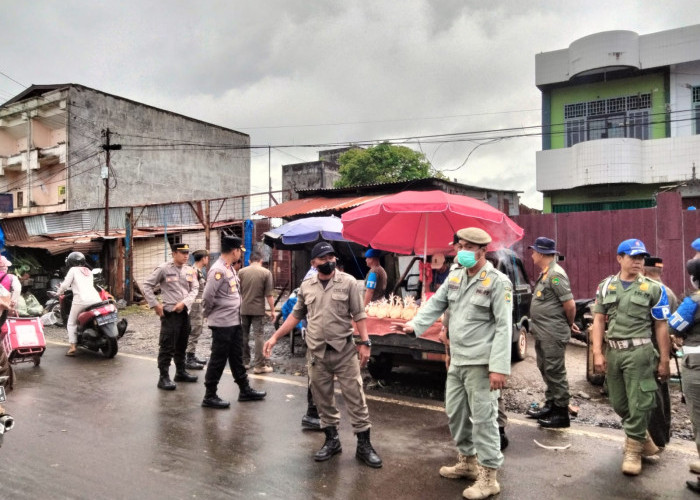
[263,216,347,247]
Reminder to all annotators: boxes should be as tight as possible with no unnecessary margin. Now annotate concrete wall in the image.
[66,85,250,211]
[281,161,340,201]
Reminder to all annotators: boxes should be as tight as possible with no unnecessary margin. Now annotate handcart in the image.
[0,316,46,366]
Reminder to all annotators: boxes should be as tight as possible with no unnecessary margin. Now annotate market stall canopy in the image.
[263,216,347,249]
[341,190,524,255]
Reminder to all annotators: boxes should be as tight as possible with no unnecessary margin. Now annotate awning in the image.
[7,235,104,255]
[255,195,385,218]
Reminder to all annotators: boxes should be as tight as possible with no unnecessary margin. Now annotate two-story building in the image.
[536,25,700,213]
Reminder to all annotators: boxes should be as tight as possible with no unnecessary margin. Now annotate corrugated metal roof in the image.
[0,218,29,242]
[255,195,385,218]
[7,235,103,255]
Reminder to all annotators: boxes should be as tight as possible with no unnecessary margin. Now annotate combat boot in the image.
[690,459,700,474]
[499,427,509,451]
[236,379,266,401]
[622,437,643,475]
[641,430,660,458]
[526,400,552,419]
[538,404,570,428]
[356,429,382,468]
[439,453,478,480]
[174,367,198,383]
[301,404,322,431]
[314,426,342,461]
[201,387,230,409]
[186,353,204,370]
[462,465,500,499]
[157,368,176,391]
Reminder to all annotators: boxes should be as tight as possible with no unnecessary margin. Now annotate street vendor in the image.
[363,248,387,307]
[392,227,512,500]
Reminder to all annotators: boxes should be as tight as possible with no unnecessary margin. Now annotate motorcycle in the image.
[45,269,127,358]
[572,298,594,343]
[0,376,15,448]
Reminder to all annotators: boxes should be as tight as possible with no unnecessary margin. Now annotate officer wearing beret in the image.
[201,235,266,408]
[692,238,700,260]
[643,256,678,451]
[591,239,671,476]
[525,237,576,428]
[143,243,200,390]
[669,259,700,492]
[264,241,382,468]
[395,227,512,500]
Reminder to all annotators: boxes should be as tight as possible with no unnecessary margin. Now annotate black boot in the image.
[686,478,700,493]
[157,368,176,391]
[499,427,509,451]
[237,379,266,402]
[527,400,553,419]
[314,426,342,461]
[538,404,570,428]
[201,386,230,409]
[186,353,204,370]
[302,387,322,430]
[193,354,208,365]
[356,429,382,468]
[174,366,198,383]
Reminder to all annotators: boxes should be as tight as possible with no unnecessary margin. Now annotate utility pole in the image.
[101,128,121,236]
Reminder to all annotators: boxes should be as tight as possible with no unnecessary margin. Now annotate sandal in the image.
[65,349,76,357]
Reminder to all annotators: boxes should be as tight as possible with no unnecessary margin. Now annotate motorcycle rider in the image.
[56,252,101,356]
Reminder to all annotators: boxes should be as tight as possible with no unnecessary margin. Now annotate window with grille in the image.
[563,93,652,145]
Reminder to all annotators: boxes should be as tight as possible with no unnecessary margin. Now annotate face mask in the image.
[457,250,478,269]
[317,261,336,275]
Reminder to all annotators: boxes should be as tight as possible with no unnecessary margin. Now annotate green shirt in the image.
[409,261,513,375]
[530,260,574,337]
[592,274,663,340]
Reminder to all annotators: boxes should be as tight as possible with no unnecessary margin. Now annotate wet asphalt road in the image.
[0,342,698,500]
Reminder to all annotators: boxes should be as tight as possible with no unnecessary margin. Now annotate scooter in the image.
[0,376,15,448]
[46,269,127,358]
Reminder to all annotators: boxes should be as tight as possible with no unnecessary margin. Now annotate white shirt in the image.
[57,267,102,306]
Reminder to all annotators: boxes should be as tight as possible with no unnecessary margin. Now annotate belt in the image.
[607,338,652,350]
[326,336,353,351]
[683,345,700,354]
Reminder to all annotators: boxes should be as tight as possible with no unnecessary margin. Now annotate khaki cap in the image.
[456,227,492,245]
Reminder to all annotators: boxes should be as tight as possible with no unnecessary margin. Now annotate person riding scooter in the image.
[56,252,101,356]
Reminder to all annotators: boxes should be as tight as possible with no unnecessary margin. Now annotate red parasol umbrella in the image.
[340,190,523,255]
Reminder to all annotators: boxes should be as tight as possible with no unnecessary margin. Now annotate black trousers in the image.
[205,325,247,390]
[648,380,671,447]
[157,309,190,371]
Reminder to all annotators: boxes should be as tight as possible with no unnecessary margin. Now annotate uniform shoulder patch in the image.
[551,277,560,285]
[479,270,487,279]
[215,272,222,280]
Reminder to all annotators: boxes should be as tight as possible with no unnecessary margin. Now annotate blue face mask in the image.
[457,250,477,269]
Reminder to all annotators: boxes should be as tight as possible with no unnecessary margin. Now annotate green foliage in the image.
[334,143,439,188]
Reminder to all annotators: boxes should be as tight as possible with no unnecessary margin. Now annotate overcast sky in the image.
[2,1,700,209]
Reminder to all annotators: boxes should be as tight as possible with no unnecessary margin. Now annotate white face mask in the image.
[691,276,699,290]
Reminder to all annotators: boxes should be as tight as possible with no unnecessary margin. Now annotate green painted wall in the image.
[548,72,667,149]
[544,183,658,213]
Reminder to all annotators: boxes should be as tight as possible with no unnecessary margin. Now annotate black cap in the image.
[529,237,557,255]
[171,243,190,252]
[311,241,335,260]
[687,259,700,279]
[644,256,663,268]
[221,235,244,253]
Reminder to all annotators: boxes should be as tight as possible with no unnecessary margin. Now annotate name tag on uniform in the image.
[165,275,178,282]
[448,276,461,291]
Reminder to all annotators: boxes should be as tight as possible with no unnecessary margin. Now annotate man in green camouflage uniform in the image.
[591,239,671,476]
[525,237,576,428]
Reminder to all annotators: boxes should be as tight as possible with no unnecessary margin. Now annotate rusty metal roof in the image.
[7,235,103,255]
[255,195,385,218]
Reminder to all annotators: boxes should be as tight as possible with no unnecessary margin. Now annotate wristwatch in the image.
[356,339,372,347]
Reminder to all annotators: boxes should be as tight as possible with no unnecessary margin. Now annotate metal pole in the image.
[104,128,110,236]
[26,112,32,210]
[125,209,134,304]
[268,146,272,205]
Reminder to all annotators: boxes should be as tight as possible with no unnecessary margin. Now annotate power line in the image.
[0,70,26,89]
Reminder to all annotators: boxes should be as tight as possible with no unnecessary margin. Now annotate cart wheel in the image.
[33,355,41,366]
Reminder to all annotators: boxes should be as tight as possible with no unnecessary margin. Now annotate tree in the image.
[334,142,441,188]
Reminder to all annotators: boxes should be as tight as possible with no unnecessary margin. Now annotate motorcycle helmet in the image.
[65,251,87,268]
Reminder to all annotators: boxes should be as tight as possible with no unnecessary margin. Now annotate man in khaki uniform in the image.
[238,251,275,373]
[592,239,671,476]
[264,241,382,468]
[186,249,209,370]
[143,243,200,390]
[525,237,576,428]
[394,227,512,500]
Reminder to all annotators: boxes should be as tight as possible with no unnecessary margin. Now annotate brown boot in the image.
[462,465,500,499]
[689,459,700,474]
[439,453,478,480]
[641,430,659,457]
[622,437,643,475]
